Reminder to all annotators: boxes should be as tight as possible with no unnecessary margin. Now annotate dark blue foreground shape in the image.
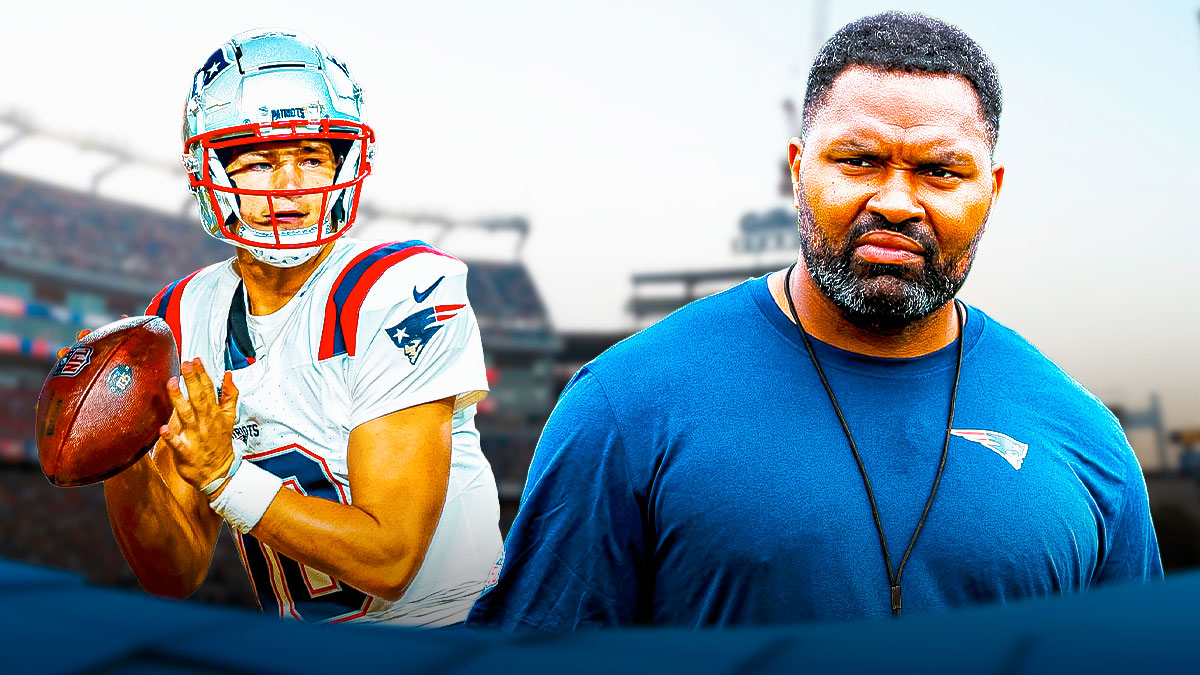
[3,559,1197,673]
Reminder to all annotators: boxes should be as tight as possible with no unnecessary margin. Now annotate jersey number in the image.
[234,444,372,623]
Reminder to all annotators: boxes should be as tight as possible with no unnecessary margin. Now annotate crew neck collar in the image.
[220,238,349,318]
[745,274,985,378]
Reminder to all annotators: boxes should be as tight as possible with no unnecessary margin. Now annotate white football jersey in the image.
[146,238,501,627]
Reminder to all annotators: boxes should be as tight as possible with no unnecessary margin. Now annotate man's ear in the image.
[788,137,803,208]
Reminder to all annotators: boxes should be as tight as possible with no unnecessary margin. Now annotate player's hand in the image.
[159,358,240,497]
[57,330,91,360]
[56,315,129,359]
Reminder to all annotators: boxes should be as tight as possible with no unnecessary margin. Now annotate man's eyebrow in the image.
[825,140,882,154]
[919,149,977,167]
[227,151,268,166]
[824,140,977,166]
[231,146,272,158]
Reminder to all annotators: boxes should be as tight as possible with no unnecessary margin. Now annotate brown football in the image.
[35,316,180,487]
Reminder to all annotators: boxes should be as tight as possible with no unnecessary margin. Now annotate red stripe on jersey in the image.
[145,287,168,317]
[147,269,202,358]
[318,244,458,360]
[318,242,393,360]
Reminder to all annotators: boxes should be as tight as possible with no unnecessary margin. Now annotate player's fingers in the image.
[219,371,239,410]
[158,424,182,453]
[219,372,239,423]
[193,359,217,407]
[166,376,197,426]
[180,358,216,410]
[165,408,183,434]
[58,329,93,357]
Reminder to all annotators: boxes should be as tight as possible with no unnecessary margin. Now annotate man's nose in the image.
[865,169,923,224]
[270,161,303,190]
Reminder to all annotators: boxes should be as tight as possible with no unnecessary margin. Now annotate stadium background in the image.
[1,0,1198,613]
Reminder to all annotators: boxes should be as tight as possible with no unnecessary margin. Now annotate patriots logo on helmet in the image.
[951,429,1029,470]
[328,53,352,77]
[197,48,231,88]
[385,304,465,365]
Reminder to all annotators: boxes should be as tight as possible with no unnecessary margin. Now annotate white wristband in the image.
[201,455,242,496]
[209,461,283,534]
[201,438,249,495]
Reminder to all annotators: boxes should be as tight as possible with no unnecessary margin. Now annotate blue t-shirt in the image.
[468,276,1163,630]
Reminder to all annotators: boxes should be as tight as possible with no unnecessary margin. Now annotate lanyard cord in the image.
[782,263,965,617]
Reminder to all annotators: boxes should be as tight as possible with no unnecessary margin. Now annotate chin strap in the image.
[238,225,325,268]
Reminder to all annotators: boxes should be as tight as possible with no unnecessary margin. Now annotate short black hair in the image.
[803,12,1001,149]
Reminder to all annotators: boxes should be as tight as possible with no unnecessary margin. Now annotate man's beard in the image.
[796,201,982,334]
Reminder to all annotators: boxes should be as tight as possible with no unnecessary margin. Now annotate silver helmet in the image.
[180,28,375,267]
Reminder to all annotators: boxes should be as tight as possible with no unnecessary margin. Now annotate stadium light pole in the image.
[0,111,32,157]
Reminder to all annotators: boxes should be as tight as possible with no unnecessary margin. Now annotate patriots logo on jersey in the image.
[385,304,465,365]
[951,429,1029,470]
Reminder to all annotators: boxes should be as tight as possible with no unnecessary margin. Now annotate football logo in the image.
[52,346,92,377]
[106,365,133,394]
[385,304,464,365]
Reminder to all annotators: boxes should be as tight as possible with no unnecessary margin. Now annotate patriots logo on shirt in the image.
[385,304,465,365]
[483,546,505,593]
[951,429,1029,470]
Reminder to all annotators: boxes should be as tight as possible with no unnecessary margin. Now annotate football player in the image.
[97,28,502,626]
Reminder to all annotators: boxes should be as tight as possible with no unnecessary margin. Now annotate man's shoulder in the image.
[146,259,233,314]
[970,307,1126,441]
[589,279,758,382]
[325,238,468,311]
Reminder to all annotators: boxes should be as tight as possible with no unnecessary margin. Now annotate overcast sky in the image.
[0,0,1196,438]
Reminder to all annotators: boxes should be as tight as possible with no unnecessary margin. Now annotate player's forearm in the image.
[104,452,219,598]
[247,487,442,601]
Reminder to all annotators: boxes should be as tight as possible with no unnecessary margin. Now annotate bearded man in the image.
[467,11,1162,630]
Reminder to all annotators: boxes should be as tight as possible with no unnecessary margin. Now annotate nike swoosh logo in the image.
[413,276,446,303]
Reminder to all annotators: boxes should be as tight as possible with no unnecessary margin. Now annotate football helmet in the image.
[181,28,375,267]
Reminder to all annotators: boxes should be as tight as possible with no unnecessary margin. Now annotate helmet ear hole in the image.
[328,139,353,168]
[330,199,347,230]
[214,146,237,170]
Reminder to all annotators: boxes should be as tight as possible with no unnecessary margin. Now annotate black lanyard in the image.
[782,264,964,617]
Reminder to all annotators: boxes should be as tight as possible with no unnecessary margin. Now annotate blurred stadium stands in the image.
[0,167,557,606]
